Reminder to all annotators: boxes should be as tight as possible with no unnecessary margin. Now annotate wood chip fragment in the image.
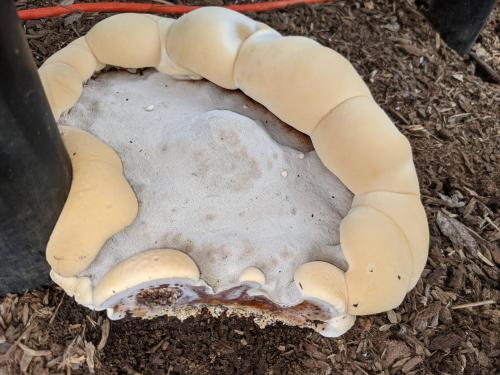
[18,343,51,357]
[387,310,399,324]
[49,295,64,325]
[19,351,33,374]
[85,341,96,374]
[97,319,110,351]
[436,211,480,255]
[476,251,495,267]
[451,299,496,310]
[402,356,422,372]
[22,304,29,327]
[383,341,411,367]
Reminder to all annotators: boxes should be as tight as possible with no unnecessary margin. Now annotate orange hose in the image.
[18,0,329,20]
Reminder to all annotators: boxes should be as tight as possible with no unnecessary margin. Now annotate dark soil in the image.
[2,0,499,374]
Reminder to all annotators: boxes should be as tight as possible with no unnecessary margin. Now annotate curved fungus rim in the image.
[41,7,429,337]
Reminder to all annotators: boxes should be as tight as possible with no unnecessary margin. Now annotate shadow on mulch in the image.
[1,0,499,374]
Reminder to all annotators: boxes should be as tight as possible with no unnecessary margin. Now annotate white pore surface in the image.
[60,70,353,307]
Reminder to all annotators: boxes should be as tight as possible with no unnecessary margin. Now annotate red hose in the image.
[18,0,329,21]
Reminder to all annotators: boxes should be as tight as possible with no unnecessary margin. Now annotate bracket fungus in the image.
[41,7,428,337]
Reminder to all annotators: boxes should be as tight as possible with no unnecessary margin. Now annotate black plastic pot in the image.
[0,1,72,295]
[428,0,497,55]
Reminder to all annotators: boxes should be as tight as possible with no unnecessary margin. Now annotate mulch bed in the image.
[2,0,499,374]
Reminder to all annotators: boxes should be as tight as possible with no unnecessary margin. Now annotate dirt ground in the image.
[2,0,499,374]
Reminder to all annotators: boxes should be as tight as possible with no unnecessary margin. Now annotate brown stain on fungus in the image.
[115,284,333,330]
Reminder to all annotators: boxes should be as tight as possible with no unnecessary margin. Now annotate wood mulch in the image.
[2,0,499,374]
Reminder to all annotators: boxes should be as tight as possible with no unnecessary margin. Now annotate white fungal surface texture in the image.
[60,71,353,307]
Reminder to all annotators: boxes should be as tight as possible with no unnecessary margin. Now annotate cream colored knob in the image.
[239,266,266,285]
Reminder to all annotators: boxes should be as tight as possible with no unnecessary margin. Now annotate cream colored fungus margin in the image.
[40,7,429,334]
